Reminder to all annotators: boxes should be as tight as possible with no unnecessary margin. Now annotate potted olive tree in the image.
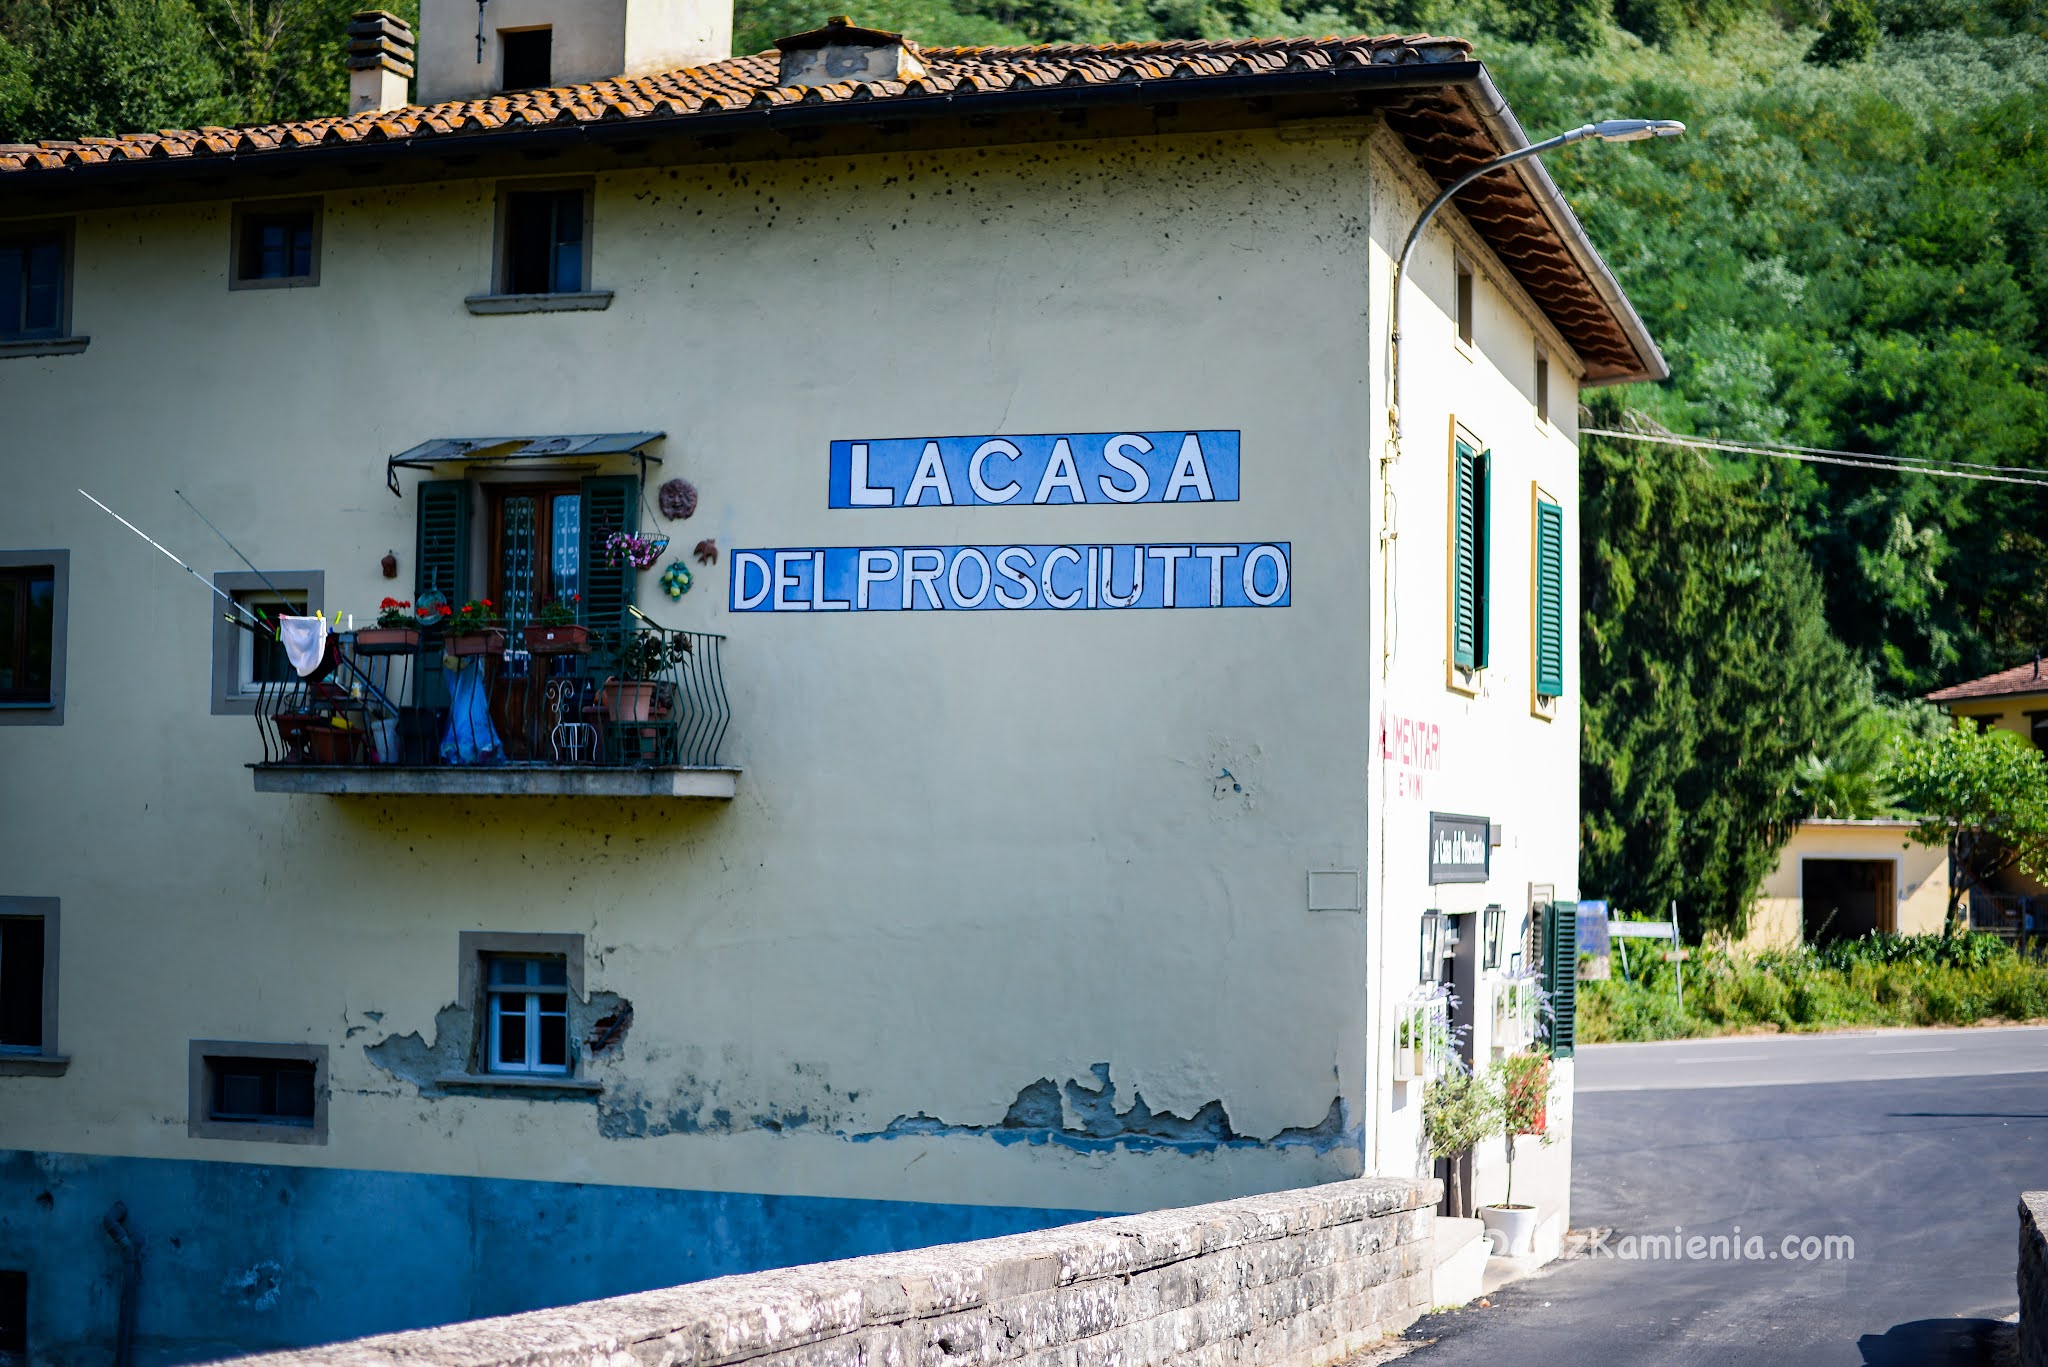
[1423,1064,1500,1220]
[1477,1051,1552,1255]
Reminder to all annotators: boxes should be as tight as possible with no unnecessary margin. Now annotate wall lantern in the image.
[1482,905,1505,970]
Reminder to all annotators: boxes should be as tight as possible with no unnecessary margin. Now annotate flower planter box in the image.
[354,627,420,654]
[448,629,506,657]
[307,723,367,765]
[523,624,590,654]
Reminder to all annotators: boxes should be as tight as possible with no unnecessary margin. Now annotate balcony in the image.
[248,623,737,799]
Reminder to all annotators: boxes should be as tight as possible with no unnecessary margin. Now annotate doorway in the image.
[1801,859,1895,945]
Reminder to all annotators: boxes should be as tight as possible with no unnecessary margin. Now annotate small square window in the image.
[0,1269,24,1362]
[0,229,66,341]
[501,27,552,91]
[232,200,320,287]
[1535,350,1550,424]
[499,186,588,296]
[210,571,323,715]
[485,954,571,1074]
[0,899,59,1074]
[0,553,66,726]
[188,1042,328,1144]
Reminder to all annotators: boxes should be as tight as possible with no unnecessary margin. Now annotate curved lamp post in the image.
[1377,117,1684,677]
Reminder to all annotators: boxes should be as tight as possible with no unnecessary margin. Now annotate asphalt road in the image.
[1404,1026,2048,1367]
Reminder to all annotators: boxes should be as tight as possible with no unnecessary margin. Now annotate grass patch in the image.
[1579,933,2048,1042]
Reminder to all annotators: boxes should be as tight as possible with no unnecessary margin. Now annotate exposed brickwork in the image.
[227,1177,1440,1367]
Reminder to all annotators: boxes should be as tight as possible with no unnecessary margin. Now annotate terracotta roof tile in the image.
[1926,661,2048,704]
[0,32,1663,379]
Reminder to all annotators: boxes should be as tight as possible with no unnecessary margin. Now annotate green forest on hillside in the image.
[6,0,2047,934]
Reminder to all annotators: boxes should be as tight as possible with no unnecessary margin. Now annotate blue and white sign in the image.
[828,431,1240,508]
[731,543,1290,612]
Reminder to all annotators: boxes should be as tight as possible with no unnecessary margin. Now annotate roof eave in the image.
[1458,67,1667,387]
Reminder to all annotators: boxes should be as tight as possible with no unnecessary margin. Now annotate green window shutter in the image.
[1477,448,1492,670]
[1544,902,1578,1058]
[413,480,471,708]
[579,475,639,678]
[1535,498,1565,698]
[1452,443,1478,670]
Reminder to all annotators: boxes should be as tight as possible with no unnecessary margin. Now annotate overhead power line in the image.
[1581,426,2048,490]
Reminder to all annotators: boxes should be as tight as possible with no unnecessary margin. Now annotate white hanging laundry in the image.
[279,614,330,677]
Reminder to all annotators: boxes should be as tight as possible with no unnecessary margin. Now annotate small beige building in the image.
[1745,819,1950,950]
[0,2,1667,1359]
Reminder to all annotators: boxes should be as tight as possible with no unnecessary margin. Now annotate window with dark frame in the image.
[0,917,44,1052]
[236,207,316,283]
[502,188,586,295]
[0,1269,24,1360]
[0,232,64,341]
[484,954,570,1074]
[0,566,54,705]
[1455,261,1475,347]
[234,591,307,691]
[501,27,553,90]
[1535,350,1550,424]
[206,1054,317,1127]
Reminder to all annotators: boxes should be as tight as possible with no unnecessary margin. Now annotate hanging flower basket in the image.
[604,533,670,571]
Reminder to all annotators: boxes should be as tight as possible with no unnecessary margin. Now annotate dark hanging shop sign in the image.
[1428,812,1491,885]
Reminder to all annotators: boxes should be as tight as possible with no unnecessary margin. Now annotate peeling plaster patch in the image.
[854,1064,1360,1156]
[364,994,630,1099]
[596,1061,855,1140]
[223,1260,285,1312]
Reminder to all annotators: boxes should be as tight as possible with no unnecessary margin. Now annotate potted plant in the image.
[601,628,685,724]
[356,597,421,653]
[1477,1051,1552,1256]
[448,598,505,656]
[522,594,589,654]
[1422,1063,1501,1221]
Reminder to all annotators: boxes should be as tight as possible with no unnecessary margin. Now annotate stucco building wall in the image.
[0,118,1582,1358]
[1742,821,1951,950]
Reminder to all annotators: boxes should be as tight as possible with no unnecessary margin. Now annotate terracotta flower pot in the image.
[601,679,661,722]
[449,628,506,657]
[523,624,590,654]
[355,627,420,654]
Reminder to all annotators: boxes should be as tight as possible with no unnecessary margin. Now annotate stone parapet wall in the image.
[227,1177,1440,1367]
[2024,1192,2048,1367]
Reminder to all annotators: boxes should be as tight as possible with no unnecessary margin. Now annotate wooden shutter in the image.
[1544,901,1578,1057]
[579,475,639,678]
[1452,443,1479,669]
[413,480,471,708]
[1477,448,1492,670]
[1535,497,1565,698]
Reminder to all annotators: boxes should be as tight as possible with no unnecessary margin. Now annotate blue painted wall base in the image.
[0,1151,1102,1366]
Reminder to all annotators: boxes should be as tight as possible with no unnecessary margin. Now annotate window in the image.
[0,227,65,341]
[0,899,60,1075]
[1535,350,1550,424]
[188,1042,328,1144]
[1534,494,1565,703]
[446,931,598,1091]
[487,485,582,632]
[210,571,323,715]
[485,955,570,1074]
[231,199,321,288]
[1455,259,1474,347]
[501,27,552,90]
[0,552,66,725]
[500,186,588,295]
[0,1269,23,1363]
[1450,439,1491,676]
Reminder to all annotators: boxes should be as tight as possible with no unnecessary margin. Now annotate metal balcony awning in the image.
[386,432,664,495]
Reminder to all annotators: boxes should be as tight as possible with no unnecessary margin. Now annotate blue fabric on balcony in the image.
[439,658,503,765]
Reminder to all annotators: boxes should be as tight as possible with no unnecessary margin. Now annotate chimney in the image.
[347,11,415,113]
[416,0,732,105]
[775,16,927,88]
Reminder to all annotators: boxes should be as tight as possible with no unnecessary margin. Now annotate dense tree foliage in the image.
[1887,724,2048,932]
[1579,404,1857,936]
[7,0,2047,924]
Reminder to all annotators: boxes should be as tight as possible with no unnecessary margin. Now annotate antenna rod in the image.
[80,490,266,629]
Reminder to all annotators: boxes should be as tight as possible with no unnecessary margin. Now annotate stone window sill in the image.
[464,291,613,315]
[0,336,89,359]
[434,1072,602,1095]
[0,1053,71,1076]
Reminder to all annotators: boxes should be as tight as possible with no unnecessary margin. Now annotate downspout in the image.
[103,1202,140,1367]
